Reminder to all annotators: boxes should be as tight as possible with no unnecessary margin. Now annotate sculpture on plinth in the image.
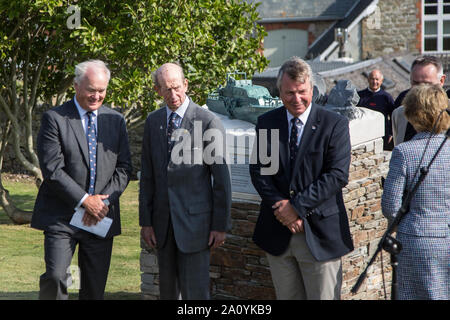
[324,79,364,120]
[206,71,282,124]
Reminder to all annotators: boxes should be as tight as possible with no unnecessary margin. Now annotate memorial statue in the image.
[324,79,364,120]
[206,72,363,124]
[206,71,282,124]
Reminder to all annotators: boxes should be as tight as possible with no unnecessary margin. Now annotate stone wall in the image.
[140,137,394,300]
[361,0,420,59]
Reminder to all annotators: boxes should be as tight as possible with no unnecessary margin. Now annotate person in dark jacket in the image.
[357,69,395,150]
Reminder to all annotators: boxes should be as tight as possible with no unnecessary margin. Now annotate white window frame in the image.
[422,0,450,53]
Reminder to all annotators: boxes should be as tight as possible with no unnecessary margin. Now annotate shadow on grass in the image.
[0,193,36,225]
[0,291,143,300]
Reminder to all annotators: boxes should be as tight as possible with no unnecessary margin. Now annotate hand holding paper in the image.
[70,198,112,238]
[82,194,110,225]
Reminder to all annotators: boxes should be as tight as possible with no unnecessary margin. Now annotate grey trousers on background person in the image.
[266,232,342,300]
[39,222,114,300]
[156,220,210,300]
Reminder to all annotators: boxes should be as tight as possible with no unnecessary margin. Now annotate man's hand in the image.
[287,219,304,234]
[82,194,109,226]
[208,231,226,249]
[273,199,304,233]
[141,226,157,249]
[272,199,299,226]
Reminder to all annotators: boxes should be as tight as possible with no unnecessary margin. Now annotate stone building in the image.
[249,0,449,65]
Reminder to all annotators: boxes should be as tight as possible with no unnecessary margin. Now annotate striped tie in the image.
[86,111,97,195]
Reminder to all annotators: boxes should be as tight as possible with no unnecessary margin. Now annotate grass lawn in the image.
[0,179,142,300]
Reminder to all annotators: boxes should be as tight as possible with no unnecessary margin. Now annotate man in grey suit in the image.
[392,55,446,146]
[139,63,231,299]
[32,60,132,299]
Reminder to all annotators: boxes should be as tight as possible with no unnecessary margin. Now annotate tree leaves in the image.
[0,0,268,123]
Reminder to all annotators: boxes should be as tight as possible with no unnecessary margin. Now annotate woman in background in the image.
[381,84,449,300]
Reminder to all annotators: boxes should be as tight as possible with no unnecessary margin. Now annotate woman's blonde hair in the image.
[403,83,449,133]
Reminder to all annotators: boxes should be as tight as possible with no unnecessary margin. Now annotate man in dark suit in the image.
[32,60,132,299]
[249,57,353,300]
[139,63,231,299]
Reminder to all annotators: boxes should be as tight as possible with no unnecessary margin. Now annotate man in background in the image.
[357,69,395,150]
[392,55,446,145]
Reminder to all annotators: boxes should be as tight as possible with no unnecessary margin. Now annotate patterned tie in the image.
[86,111,97,195]
[167,111,182,157]
[289,117,302,169]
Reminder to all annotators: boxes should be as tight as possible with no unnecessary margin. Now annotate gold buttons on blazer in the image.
[290,190,295,197]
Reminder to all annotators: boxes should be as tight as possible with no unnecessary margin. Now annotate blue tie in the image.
[289,117,301,170]
[167,111,181,156]
[86,112,97,195]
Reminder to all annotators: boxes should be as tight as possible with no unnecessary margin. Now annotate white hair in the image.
[74,60,111,84]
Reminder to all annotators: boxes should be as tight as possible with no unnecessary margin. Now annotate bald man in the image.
[357,69,395,150]
[139,63,231,299]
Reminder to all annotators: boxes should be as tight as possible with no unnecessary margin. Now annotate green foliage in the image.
[0,0,268,119]
[0,180,141,299]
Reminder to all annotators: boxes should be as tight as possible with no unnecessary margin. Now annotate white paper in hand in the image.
[69,200,112,238]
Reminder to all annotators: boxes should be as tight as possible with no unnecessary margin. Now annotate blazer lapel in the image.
[180,101,195,133]
[66,100,90,167]
[157,107,169,165]
[290,103,319,180]
[95,106,107,190]
[277,107,290,182]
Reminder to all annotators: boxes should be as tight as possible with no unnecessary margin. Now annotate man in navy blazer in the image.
[249,57,353,300]
[32,60,132,299]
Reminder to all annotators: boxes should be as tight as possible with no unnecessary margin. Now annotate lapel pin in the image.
[312,125,317,130]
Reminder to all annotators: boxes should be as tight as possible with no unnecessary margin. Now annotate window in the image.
[423,0,450,53]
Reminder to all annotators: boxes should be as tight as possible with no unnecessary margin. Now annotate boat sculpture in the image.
[206,71,282,124]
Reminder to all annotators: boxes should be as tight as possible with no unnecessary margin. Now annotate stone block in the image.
[211,248,245,268]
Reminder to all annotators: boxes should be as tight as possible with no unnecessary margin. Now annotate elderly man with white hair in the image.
[32,60,132,299]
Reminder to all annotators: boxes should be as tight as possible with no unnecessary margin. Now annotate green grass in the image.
[0,179,142,300]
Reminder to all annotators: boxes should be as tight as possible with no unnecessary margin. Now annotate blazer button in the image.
[290,190,295,197]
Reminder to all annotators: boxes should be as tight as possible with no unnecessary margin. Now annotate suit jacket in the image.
[391,106,408,146]
[139,100,232,253]
[249,104,354,261]
[32,99,132,238]
[381,132,450,238]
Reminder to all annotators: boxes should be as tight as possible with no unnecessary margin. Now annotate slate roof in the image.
[306,0,376,59]
[246,0,358,21]
[252,52,418,99]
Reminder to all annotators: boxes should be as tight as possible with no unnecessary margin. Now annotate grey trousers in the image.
[266,232,342,300]
[39,222,114,300]
[156,221,210,300]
